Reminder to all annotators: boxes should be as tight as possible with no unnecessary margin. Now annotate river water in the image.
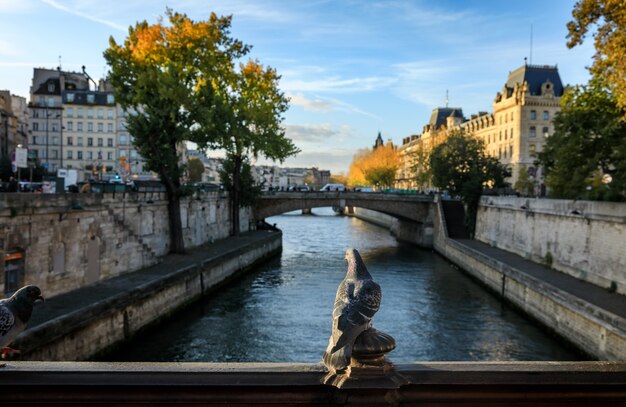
[112,208,581,363]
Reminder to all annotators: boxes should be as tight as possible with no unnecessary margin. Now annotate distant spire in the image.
[445,89,449,108]
[58,55,62,71]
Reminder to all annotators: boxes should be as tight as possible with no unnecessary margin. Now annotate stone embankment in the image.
[13,230,281,361]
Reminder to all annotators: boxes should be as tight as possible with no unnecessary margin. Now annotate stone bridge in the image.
[254,192,435,247]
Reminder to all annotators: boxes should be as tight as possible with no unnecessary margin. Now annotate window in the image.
[509,145,513,157]
[52,136,58,145]
[97,109,104,119]
[529,126,536,138]
[107,152,113,160]
[67,93,74,102]
[67,136,73,146]
[87,123,93,132]
[107,94,115,104]
[119,134,128,145]
[87,94,95,104]
[543,111,549,120]
[33,110,40,118]
[107,123,113,133]
[87,109,94,118]
[67,121,73,131]
[98,138,103,147]
[77,151,83,160]
[33,136,38,145]
[107,109,113,119]
[107,138,113,147]
[510,128,514,138]
[47,97,55,107]
[530,110,537,120]
[48,83,55,93]
[97,123,103,132]
[529,144,536,157]
[67,150,73,159]
[543,127,549,137]
[66,107,73,117]
[499,131,502,141]
[52,123,58,132]
[33,122,39,131]
[87,151,93,160]
[504,129,507,140]
[78,137,83,146]
[511,112,514,121]
[77,122,83,131]
[52,150,58,159]
[87,137,93,146]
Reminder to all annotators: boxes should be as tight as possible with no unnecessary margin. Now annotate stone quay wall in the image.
[0,191,250,298]
[475,196,626,295]
[433,196,626,360]
[15,231,281,361]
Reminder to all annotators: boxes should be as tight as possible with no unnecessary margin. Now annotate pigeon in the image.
[323,248,381,373]
[0,285,44,365]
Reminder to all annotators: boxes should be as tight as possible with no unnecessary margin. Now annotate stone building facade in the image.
[398,64,564,191]
[0,91,29,163]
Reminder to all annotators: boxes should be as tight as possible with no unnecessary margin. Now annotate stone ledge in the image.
[1,362,626,405]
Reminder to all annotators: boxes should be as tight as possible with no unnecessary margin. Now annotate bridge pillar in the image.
[391,219,433,248]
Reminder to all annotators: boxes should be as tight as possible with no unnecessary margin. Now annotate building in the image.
[398,64,564,191]
[0,91,29,162]
[28,68,150,182]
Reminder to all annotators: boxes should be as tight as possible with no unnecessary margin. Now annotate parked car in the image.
[320,183,345,192]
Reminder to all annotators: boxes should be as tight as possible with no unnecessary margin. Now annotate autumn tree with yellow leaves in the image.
[347,143,400,189]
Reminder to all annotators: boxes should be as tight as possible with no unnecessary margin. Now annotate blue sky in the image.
[0,0,594,174]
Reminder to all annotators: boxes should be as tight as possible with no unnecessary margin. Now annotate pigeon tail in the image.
[323,342,352,373]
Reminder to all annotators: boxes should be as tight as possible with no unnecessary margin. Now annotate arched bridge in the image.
[254,192,435,247]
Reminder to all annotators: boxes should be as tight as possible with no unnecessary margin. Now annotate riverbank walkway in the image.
[455,238,626,330]
[25,230,280,330]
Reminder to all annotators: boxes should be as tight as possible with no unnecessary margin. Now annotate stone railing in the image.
[1,361,626,405]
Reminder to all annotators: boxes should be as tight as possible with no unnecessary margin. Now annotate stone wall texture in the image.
[475,196,626,295]
[0,191,250,298]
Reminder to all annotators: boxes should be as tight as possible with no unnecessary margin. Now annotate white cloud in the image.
[287,93,333,112]
[40,0,127,32]
[285,123,353,143]
[282,74,396,93]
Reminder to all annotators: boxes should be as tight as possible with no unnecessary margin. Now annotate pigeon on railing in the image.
[0,285,44,366]
[323,249,381,373]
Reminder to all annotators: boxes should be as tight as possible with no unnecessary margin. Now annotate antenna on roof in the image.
[58,55,62,71]
[529,23,533,65]
[445,89,449,108]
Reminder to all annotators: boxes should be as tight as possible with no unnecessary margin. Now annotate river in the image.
[111,208,581,363]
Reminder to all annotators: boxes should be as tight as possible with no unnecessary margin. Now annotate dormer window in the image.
[87,94,95,104]
[67,93,74,102]
[107,94,114,104]
[48,83,55,92]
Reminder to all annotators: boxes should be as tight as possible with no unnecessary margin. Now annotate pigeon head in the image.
[345,248,371,279]
[13,285,44,305]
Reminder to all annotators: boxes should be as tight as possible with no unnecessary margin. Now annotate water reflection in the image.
[110,207,581,362]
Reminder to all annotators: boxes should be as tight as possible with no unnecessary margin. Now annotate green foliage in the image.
[537,81,626,201]
[187,157,205,183]
[219,155,261,208]
[408,144,432,188]
[567,0,626,116]
[430,131,508,236]
[514,165,536,197]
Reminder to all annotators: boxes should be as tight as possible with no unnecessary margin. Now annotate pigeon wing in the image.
[332,279,381,351]
[0,302,16,338]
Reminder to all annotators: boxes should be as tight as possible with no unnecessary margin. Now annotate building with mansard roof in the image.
[397,64,564,193]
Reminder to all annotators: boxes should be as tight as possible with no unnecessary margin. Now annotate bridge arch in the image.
[253,192,435,247]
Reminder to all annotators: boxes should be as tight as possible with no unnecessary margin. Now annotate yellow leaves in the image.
[131,24,165,61]
[347,144,400,188]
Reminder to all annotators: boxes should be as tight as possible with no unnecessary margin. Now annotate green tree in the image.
[430,131,508,236]
[104,10,248,253]
[219,155,261,208]
[567,0,626,116]
[537,80,626,201]
[196,60,299,235]
[408,143,432,189]
[187,157,205,183]
[514,165,536,197]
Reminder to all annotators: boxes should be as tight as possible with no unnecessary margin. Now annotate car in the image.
[355,187,373,192]
[320,183,345,192]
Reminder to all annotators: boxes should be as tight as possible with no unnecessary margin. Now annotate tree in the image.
[514,165,536,197]
[330,174,348,185]
[408,143,432,189]
[187,157,205,183]
[104,10,248,253]
[219,155,261,208]
[537,80,626,201]
[196,59,299,235]
[567,0,626,116]
[346,143,400,189]
[430,131,508,236]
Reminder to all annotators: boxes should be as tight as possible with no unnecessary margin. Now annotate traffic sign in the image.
[15,147,28,168]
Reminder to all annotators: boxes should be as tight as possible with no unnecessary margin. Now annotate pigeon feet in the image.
[1,347,21,359]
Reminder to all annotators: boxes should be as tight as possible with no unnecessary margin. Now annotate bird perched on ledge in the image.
[0,285,44,366]
[323,248,381,373]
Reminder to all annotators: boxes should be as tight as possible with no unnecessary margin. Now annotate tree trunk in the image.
[231,155,242,236]
[163,178,185,254]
